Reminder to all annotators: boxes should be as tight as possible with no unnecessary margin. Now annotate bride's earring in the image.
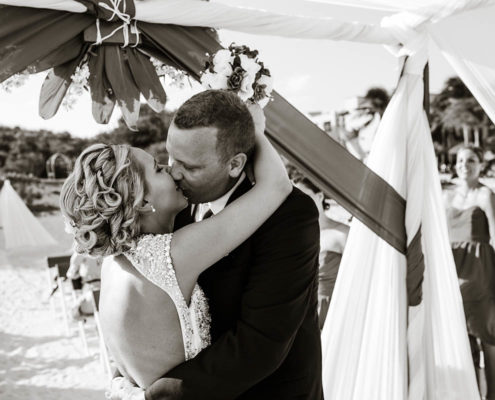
[151,205,156,213]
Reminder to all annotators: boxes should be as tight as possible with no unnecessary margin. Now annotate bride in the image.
[59,104,291,389]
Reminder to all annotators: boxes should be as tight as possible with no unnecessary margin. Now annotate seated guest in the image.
[67,253,102,319]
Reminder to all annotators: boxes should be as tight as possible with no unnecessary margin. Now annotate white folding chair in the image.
[90,289,112,381]
[46,255,72,336]
[69,277,90,356]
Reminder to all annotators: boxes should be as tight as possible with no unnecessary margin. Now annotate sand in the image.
[0,214,107,400]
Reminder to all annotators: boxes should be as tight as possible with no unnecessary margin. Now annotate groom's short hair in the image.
[172,90,256,163]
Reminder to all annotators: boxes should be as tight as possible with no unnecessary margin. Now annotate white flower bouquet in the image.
[200,44,274,108]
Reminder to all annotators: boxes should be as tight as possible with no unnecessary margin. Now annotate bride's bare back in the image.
[100,255,185,388]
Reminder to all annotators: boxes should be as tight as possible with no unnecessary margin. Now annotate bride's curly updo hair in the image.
[60,143,146,257]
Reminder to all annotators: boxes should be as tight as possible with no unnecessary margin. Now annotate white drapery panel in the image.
[321,80,409,397]
[429,4,495,126]
[311,0,445,12]
[0,0,397,44]
[0,180,57,250]
[134,0,395,44]
[321,29,479,397]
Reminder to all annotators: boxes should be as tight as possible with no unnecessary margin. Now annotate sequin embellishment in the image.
[125,233,211,360]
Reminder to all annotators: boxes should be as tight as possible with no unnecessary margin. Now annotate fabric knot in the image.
[96,0,135,22]
[381,11,429,76]
[80,0,140,47]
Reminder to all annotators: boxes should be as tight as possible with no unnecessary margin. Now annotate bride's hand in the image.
[106,376,145,400]
[246,102,266,136]
[248,102,291,195]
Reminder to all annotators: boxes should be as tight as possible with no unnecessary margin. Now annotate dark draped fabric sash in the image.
[264,92,406,254]
[0,3,407,254]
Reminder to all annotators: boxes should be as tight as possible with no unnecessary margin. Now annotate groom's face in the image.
[166,123,232,204]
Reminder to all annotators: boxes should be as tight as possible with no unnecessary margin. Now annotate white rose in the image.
[238,73,256,101]
[239,54,261,77]
[256,96,270,108]
[200,71,229,90]
[257,74,274,95]
[213,49,234,72]
[214,63,233,76]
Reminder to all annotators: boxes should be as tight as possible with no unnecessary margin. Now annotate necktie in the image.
[202,208,213,220]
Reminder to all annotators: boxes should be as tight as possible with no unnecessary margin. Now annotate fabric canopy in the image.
[3,0,495,131]
[1,0,398,44]
[1,0,493,254]
[0,0,408,252]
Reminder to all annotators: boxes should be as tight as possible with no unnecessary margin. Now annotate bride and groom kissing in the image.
[60,89,323,399]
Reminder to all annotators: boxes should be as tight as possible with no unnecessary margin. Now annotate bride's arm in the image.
[172,105,292,301]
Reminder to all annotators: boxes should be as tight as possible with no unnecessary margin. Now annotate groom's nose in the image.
[169,162,184,181]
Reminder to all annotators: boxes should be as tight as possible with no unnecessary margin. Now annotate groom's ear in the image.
[228,153,248,178]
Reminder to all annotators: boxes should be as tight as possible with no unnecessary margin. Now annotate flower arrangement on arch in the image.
[200,44,274,108]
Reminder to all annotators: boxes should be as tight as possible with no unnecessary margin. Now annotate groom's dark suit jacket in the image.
[146,179,323,400]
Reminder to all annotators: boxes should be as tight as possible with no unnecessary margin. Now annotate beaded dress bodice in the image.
[125,233,211,360]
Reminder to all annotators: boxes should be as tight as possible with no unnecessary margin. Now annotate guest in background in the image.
[67,253,102,319]
[335,87,390,162]
[444,145,495,399]
[293,176,349,329]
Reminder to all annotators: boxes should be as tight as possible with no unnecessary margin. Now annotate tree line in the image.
[0,105,174,179]
[1,76,494,181]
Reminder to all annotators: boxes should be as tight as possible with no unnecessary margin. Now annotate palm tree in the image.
[430,77,494,164]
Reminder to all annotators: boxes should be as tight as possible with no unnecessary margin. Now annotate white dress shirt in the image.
[194,173,246,221]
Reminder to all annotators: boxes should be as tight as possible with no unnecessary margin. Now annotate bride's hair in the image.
[60,143,146,257]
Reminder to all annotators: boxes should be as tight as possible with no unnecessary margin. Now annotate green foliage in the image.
[0,104,174,179]
[430,77,493,132]
[92,104,174,148]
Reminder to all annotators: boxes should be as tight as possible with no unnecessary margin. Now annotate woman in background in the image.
[293,176,349,329]
[444,145,495,399]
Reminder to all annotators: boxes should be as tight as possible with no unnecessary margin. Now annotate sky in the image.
[0,1,459,138]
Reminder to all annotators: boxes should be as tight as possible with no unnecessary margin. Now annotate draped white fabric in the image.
[1,0,397,44]
[311,0,446,12]
[321,21,479,399]
[133,1,396,44]
[4,0,494,123]
[429,4,495,126]
[0,180,57,250]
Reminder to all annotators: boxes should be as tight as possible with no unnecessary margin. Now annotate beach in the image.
[0,214,107,399]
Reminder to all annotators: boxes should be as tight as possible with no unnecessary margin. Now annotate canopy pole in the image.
[423,62,430,122]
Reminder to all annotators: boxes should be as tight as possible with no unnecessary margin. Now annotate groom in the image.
[120,89,322,399]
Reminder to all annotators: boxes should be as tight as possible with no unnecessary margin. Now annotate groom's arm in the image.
[145,190,320,400]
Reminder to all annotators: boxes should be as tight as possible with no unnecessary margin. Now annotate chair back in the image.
[91,289,101,312]
[71,277,83,291]
[47,255,72,278]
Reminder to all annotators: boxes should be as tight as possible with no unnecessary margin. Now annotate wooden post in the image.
[423,62,430,123]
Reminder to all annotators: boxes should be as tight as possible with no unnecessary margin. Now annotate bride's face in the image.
[130,147,188,218]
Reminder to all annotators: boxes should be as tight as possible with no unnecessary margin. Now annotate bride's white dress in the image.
[125,233,211,360]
